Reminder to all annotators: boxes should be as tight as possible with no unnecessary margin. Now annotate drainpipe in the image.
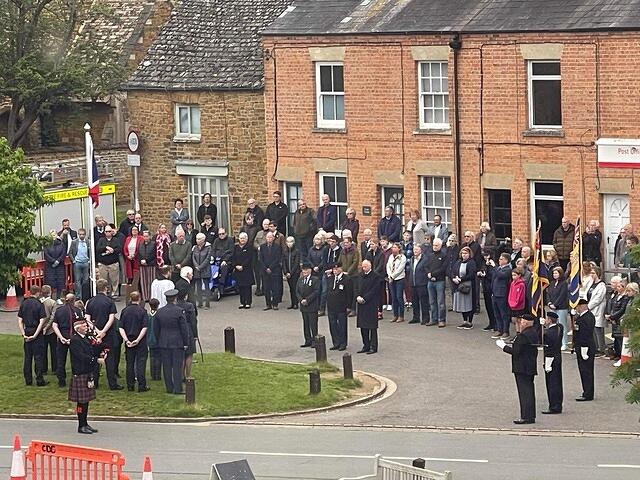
[449,33,463,237]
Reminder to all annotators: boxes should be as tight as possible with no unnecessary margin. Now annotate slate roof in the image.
[263,0,640,36]
[125,0,295,91]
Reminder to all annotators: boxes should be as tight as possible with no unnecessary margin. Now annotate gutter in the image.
[449,33,463,237]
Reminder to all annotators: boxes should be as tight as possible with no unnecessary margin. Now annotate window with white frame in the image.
[316,63,345,129]
[175,105,201,139]
[319,173,347,232]
[418,61,449,129]
[528,61,562,129]
[421,176,452,228]
[530,181,563,246]
[187,176,229,230]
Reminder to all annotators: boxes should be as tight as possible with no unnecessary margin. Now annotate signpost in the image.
[127,130,141,212]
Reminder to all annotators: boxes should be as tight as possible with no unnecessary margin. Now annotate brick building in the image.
[262,0,640,273]
[124,0,294,232]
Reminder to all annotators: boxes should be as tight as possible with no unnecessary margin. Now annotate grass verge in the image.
[0,334,362,418]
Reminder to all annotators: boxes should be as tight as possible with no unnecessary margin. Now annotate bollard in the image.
[224,327,236,354]
[343,352,353,380]
[309,369,321,395]
[314,335,327,363]
[185,378,196,404]
[412,458,426,469]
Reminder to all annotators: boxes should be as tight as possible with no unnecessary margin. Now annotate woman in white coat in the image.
[586,265,607,355]
[386,243,407,323]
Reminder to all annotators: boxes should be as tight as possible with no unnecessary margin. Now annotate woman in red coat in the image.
[123,226,143,289]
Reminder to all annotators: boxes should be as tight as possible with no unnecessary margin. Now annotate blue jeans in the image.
[73,262,89,297]
[427,280,446,323]
[556,309,569,348]
[389,279,405,317]
[492,296,510,334]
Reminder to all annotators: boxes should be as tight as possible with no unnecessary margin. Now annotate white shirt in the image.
[150,279,175,308]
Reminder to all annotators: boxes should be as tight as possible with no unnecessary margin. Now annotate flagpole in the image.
[84,123,97,298]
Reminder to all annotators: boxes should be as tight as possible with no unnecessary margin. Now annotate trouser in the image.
[118,255,126,293]
[95,340,118,389]
[594,326,606,353]
[302,311,319,345]
[473,278,481,311]
[23,336,45,385]
[514,373,536,421]
[239,285,253,306]
[559,258,570,272]
[482,288,496,329]
[351,276,360,311]
[149,347,162,380]
[125,343,148,389]
[577,352,595,399]
[360,328,378,352]
[112,335,122,378]
[161,348,184,394]
[411,285,430,323]
[42,333,57,374]
[73,262,90,297]
[328,310,348,348]
[286,276,298,306]
[320,275,328,312]
[262,272,283,307]
[613,336,623,357]
[427,280,446,324]
[56,340,70,384]
[545,358,563,412]
[98,263,119,296]
[76,402,89,428]
[556,309,569,348]
[253,256,262,292]
[217,263,230,288]
[389,279,405,317]
[404,277,413,303]
[193,278,210,306]
[492,296,510,333]
[462,311,475,324]
[297,235,313,263]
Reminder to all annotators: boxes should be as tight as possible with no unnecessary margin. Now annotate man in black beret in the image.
[496,313,538,424]
[542,311,563,414]
[296,263,320,348]
[574,298,596,401]
[326,262,353,351]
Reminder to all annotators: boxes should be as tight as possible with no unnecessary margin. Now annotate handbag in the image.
[457,282,471,294]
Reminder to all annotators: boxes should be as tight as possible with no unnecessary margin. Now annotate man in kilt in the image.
[69,319,105,434]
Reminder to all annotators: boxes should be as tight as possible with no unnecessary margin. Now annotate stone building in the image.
[263,0,640,273]
[124,0,294,232]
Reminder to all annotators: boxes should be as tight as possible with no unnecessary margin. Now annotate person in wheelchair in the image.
[211,228,235,289]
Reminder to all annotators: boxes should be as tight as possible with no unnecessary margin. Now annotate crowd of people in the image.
[19,192,639,430]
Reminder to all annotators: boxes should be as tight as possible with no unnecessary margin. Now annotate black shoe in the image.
[542,410,562,414]
[318,310,326,317]
[338,346,347,351]
[425,322,438,326]
[287,305,296,310]
[263,306,272,311]
[575,396,593,402]
[86,425,99,433]
[272,305,279,310]
[238,305,245,309]
[513,419,535,425]
[255,290,264,296]
[127,386,135,392]
[408,319,420,324]
[293,304,299,309]
[329,346,339,350]
[110,385,124,391]
[36,381,50,387]
[366,349,377,355]
[173,391,185,395]
[25,381,33,386]
[348,311,355,317]
[78,426,93,434]
[300,343,312,348]
[357,348,369,353]
[139,386,151,392]
[58,381,66,388]
[483,326,493,331]
[244,305,251,309]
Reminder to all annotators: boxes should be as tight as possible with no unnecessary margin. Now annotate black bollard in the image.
[314,335,327,363]
[224,327,236,354]
[185,378,196,405]
[309,369,321,395]
[412,458,426,469]
[343,352,353,380]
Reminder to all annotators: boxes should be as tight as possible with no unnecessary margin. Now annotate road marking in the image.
[219,451,488,463]
[597,464,640,469]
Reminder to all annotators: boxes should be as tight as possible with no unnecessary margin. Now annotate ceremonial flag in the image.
[87,132,99,208]
[531,220,550,316]
[568,217,582,309]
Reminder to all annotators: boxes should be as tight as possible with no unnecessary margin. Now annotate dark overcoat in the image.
[232,244,255,286]
[356,270,382,329]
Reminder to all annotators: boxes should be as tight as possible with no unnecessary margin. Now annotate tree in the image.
[611,244,640,406]
[0,0,126,148]
[0,137,50,293]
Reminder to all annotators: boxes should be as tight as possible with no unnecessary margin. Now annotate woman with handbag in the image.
[450,246,477,329]
[508,268,527,338]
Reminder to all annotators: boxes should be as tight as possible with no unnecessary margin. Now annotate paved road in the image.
[1,288,638,434]
[1,420,639,480]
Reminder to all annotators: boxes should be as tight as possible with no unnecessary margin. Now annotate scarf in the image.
[341,242,354,254]
[155,232,170,266]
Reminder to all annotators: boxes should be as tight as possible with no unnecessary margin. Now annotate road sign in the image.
[127,154,141,167]
[210,460,256,480]
[127,131,140,153]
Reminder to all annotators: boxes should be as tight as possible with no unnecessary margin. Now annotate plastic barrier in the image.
[25,440,129,480]
[21,259,74,297]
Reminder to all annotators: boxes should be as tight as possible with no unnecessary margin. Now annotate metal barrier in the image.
[25,440,129,480]
[21,258,74,296]
[339,455,452,480]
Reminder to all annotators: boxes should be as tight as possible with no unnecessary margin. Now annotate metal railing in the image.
[339,455,452,480]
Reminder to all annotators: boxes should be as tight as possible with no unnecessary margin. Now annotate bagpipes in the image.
[84,319,110,359]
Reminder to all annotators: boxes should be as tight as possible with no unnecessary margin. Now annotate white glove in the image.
[544,357,554,373]
[496,339,506,349]
[581,347,589,360]
[539,317,545,325]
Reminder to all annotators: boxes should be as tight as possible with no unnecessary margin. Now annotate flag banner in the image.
[531,220,550,316]
[568,217,582,309]
[87,133,99,208]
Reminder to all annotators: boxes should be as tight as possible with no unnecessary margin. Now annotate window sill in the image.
[173,135,201,143]
[413,128,452,136]
[522,129,564,138]
[312,127,347,134]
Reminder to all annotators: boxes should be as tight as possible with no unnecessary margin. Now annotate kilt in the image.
[68,374,96,403]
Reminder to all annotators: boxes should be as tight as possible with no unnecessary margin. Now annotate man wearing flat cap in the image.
[153,289,190,394]
[542,311,563,414]
[296,263,320,348]
[573,298,596,401]
[496,313,538,424]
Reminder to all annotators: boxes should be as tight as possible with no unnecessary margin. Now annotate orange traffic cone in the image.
[1,286,19,313]
[619,334,632,365]
[142,456,153,480]
[9,434,26,480]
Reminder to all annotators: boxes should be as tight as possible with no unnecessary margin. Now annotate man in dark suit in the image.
[491,253,512,338]
[542,311,564,414]
[118,291,149,393]
[266,191,289,235]
[58,218,78,253]
[407,244,429,324]
[317,194,338,233]
[356,259,383,354]
[259,232,283,310]
[326,262,353,350]
[52,293,83,387]
[296,263,320,348]
[426,238,448,326]
[497,313,538,424]
[153,289,189,394]
[574,298,596,401]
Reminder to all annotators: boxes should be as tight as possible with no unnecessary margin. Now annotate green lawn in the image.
[0,334,361,418]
